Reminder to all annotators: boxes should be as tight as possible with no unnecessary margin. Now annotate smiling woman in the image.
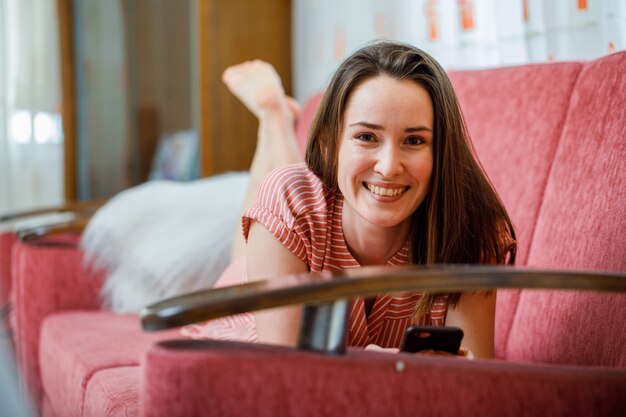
[190,41,516,360]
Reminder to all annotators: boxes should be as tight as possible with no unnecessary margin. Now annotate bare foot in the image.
[222,60,287,117]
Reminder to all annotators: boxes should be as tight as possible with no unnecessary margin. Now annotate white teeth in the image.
[366,183,406,197]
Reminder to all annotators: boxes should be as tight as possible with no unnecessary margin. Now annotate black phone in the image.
[400,326,464,354]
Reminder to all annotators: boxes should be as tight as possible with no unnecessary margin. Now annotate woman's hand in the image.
[458,347,475,359]
[365,344,400,354]
[366,344,474,359]
[408,347,474,358]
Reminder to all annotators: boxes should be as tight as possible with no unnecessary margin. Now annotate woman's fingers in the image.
[418,349,453,356]
[417,348,474,359]
[365,344,400,354]
[458,347,475,359]
[364,344,474,359]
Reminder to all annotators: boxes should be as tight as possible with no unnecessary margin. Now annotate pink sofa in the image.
[9,50,626,416]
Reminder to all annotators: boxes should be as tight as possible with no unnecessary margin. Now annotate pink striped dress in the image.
[181,163,448,348]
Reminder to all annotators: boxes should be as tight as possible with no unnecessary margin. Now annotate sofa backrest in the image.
[526,51,626,271]
[504,51,626,368]
[449,62,584,358]
[449,62,583,265]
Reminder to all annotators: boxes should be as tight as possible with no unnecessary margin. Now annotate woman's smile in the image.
[363,182,409,198]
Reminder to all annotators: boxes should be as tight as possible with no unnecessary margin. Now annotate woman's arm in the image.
[444,291,496,359]
[246,221,309,346]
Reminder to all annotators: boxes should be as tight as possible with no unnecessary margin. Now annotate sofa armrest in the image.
[141,266,625,353]
[140,267,626,417]
[142,338,626,417]
[1,203,98,310]
[2,212,96,324]
[16,217,90,244]
[12,236,105,405]
[0,199,103,223]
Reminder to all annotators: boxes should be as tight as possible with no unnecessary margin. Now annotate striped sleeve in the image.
[242,163,327,266]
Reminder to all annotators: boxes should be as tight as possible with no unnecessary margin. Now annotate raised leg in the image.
[222,60,303,259]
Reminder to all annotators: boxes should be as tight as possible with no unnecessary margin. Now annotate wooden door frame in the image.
[196,0,214,177]
[56,0,77,201]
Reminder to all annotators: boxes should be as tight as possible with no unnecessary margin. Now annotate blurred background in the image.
[0,0,624,212]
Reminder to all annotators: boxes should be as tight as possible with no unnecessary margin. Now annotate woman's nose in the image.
[374,145,404,178]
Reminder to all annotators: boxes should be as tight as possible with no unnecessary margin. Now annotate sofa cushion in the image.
[83,366,141,417]
[142,339,626,417]
[507,51,626,367]
[39,311,178,417]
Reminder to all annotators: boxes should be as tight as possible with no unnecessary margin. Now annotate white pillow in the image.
[81,171,249,313]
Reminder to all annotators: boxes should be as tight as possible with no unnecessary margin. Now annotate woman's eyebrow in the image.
[405,126,433,133]
[348,121,432,133]
[348,121,383,130]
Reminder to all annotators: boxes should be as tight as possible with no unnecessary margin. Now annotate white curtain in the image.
[0,0,64,213]
[293,0,626,101]
[0,0,7,213]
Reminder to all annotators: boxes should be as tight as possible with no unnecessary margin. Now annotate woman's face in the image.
[337,75,434,232]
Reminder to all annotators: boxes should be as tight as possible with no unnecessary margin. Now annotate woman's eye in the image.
[405,136,425,145]
[355,133,376,142]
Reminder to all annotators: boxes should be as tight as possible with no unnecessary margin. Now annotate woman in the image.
[194,41,515,358]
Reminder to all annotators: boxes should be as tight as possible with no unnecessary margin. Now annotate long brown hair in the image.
[305,41,516,317]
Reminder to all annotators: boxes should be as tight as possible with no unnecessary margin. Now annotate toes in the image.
[222,67,238,84]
